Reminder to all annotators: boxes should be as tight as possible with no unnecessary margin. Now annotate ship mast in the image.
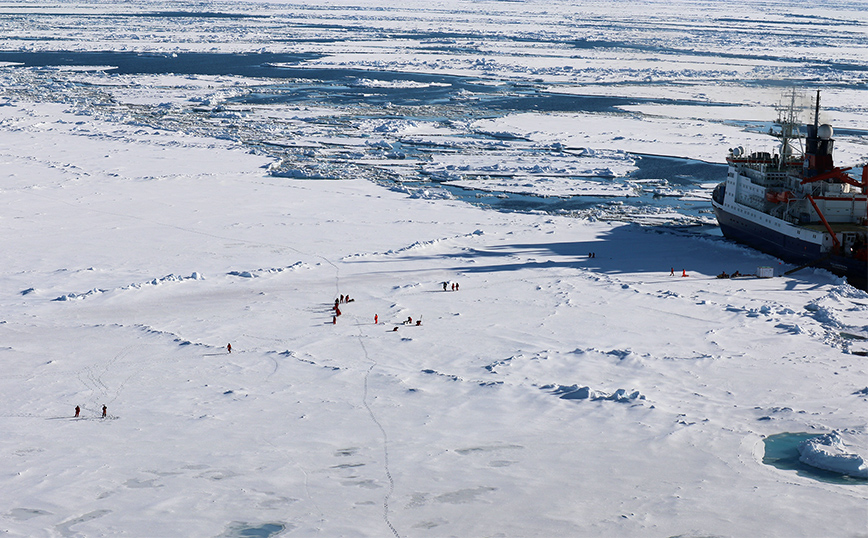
[774,88,802,170]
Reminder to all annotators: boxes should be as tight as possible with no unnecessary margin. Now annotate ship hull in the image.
[711,92,867,290]
[712,198,867,289]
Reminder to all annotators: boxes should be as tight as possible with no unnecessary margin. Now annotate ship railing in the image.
[744,168,764,183]
[766,171,788,181]
[769,204,786,219]
[744,170,785,189]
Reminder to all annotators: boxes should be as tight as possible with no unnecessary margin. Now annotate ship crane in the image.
[799,166,866,191]
[711,89,867,289]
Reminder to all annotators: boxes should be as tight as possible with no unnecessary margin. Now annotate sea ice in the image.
[1,1,867,537]
[798,431,868,479]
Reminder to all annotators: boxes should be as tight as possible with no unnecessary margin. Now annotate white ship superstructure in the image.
[711,91,867,288]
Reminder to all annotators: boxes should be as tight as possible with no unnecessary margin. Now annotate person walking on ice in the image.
[227,343,232,354]
[102,405,107,418]
[74,405,80,418]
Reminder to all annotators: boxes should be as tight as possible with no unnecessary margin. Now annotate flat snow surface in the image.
[1,1,867,537]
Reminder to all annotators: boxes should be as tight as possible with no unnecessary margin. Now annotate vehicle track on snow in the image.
[354,321,400,538]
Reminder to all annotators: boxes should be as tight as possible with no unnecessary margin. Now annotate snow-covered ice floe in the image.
[798,431,868,479]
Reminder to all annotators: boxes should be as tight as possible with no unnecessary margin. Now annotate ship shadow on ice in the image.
[436,225,790,279]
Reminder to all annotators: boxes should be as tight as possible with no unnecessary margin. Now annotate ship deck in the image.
[801,223,867,234]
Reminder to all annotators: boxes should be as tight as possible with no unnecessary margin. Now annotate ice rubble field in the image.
[1,1,868,537]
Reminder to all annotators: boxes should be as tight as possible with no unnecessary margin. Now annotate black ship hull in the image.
[713,199,867,290]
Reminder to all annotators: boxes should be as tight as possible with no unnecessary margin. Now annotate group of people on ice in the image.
[332,293,355,324]
[72,280,457,419]
[329,284,442,331]
[73,404,107,418]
